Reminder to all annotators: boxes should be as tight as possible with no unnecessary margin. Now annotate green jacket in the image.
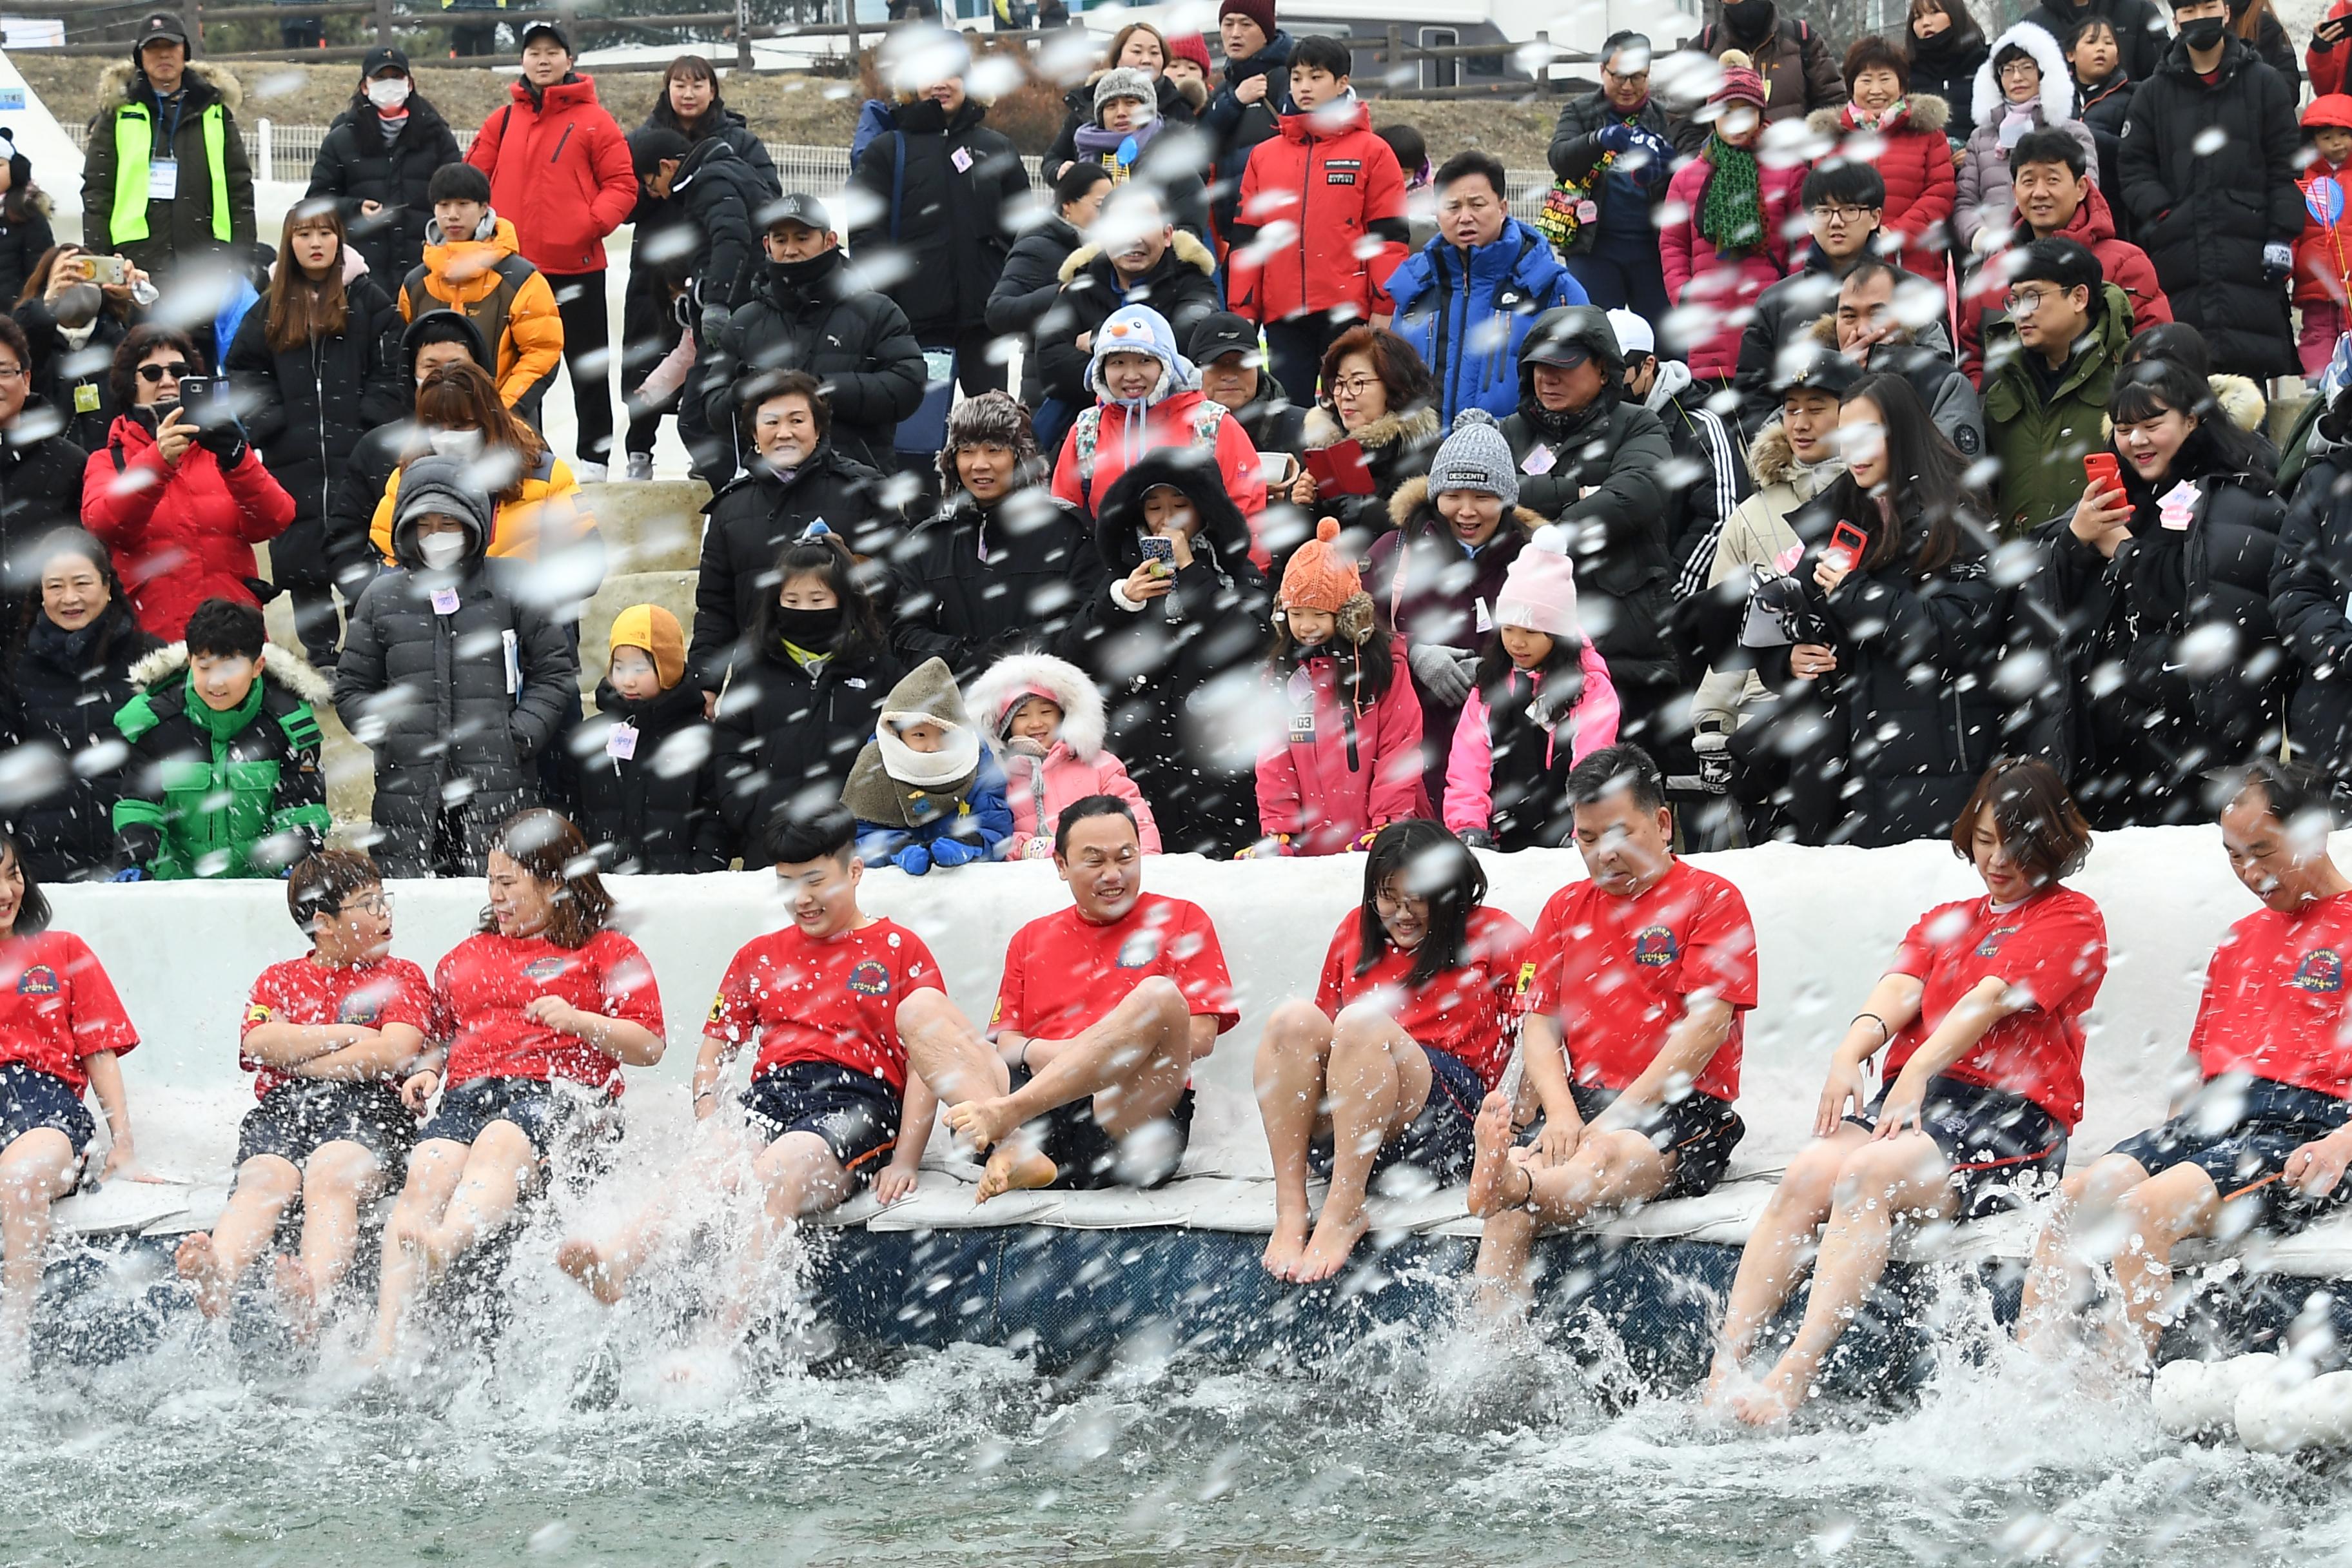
[80,61,255,279]
[1983,281,2135,540]
[110,643,331,880]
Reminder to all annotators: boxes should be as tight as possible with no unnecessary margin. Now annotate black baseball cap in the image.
[520,19,573,54]
[1521,337,1591,370]
[761,193,833,233]
[136,12,190,48]
[361,44,410,77]
[1188,311,1263,368]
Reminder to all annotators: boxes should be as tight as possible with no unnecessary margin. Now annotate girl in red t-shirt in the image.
[1706,759,2107,1426]
[368,810,665,1362]
[1256,820,1531,1284]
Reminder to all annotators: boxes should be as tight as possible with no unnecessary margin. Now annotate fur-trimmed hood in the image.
[1808,92,1951,139]
[1057,228,1217,286]
[1974,23,2073,133]
[97,59,243,115]
[129,640,333,706]
[1747,420,1848,493]
[1386,473,1547,538]
[1302,403,1442,454]
[2211,373,2266,435]
[967,651,1108,760]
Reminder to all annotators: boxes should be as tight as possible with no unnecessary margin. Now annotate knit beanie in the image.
[608,603,686,691]
[1427,409,1520,507]
[1494,527,1582,641]
[1219,0,1276,39]
[1094,66,1158,116]
[1167,32,1213,72]
[1279,517,1362,612]
[1712,49,1769,110]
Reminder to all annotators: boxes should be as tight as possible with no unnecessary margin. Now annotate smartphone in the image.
[176,375,213,408]
[1139,535,1175,575]
[2083,450,2122,498]
[1823,522,1869,574]
[86,255,128,286]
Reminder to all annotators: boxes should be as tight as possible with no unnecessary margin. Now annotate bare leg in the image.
[367,1139,469,1362]
[949,977,1193,1148]
[281,1141,386,1336]
[2017,1154,2150,1353]
[1295,1007,1433,1284]
[898,989,1012,1111]
[725,1130,859,1331]
[0,1129,78,1369]
[2110,1162,2223,1363]
[1733,1133,1954,1426]
[413,1122,539,1270]
[175,1154,300,1319]
[1465,1092,1523,1220]
[1471,1126,1676,1313]
[1253,999,1335,1280]
[1705,1130,1861,1406]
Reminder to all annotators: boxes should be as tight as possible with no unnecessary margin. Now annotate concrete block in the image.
[578,480,709,576]
[578,569,701,696]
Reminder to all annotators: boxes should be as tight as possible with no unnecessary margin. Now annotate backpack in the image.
[1071,400,1230,509]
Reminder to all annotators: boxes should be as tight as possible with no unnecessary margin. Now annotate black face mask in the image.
[773,604,843,649]
[2180,15,2228,48]
[767,248,841,293]
[1725,0,1774,40]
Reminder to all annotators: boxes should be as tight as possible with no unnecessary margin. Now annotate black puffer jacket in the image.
[661,136,765,315]
[1033,232,1222,406]
[2117,34,2302,380]
[1231,373,1309,466]
[1545,89,1674,257]
[1200,31,1295,237]
[333,455,580,877]
[712,624,904,853]
[2270,451,2352,779]
[1,600,160,879]
[2021,0,2168,83]
[701,250,926,474]
[2077,72,2135,213]
[1906,29,1990,144]
[886,476,1103,680]
[846,97,1030,342]
[645,102,779,196]
[574,677,727,874]
[322,310,495,600]
[986,214,1084,411]
[0,197,56,309]
[689,443,894,691]
[0,407,91,590]
[15,297,128,455]
[305,93,464,282]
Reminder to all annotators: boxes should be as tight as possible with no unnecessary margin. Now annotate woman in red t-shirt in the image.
[368,810,665,1362]
[0,829,141,1366]
[1707,759,2108,1426]
[1256,820,1531,1285]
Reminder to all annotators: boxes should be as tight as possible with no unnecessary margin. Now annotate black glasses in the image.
[136,362,191,383]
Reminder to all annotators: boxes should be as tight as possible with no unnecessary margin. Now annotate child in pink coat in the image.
[1253,518,1428,856]
[1444,528,1619,852]
[968,651,1161,861]
[1659,51,1806,385]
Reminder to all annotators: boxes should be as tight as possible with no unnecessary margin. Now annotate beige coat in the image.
[1692,422,1845,730]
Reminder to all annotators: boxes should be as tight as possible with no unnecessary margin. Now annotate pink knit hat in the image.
[1494,529,1582,640]
[1711,49,1769,111]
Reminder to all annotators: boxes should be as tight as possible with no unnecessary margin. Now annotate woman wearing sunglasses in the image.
[81,324,294,640]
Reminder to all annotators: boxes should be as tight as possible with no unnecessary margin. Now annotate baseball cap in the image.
[1521,337,1591,370]
[361,43,411,77]
[137,12,190,48]
[1187,312,1263,368]
[520,19,573,54]
[761,193,834,233]
[1605,308,1656,358]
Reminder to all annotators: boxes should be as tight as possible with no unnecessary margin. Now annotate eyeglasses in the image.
[337,891,392,917]
[136,362,191,383]
[1330,375,1378,398]
[1810,204,1874,225]
[2003,286,2065,314]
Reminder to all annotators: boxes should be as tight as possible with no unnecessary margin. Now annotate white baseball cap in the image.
[1606,308,1656,358]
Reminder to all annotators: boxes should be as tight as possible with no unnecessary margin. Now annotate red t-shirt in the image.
[990,893,1239,1042]
[706,918,942,1091]
[1315,906,1534,1089]
[2189,890,2352,1100]
[435,928,665,1092]
[1883,887,2108,1129]
[240,955,438,1101]
[1525,861,1758,1104]
[0,931,137,1090]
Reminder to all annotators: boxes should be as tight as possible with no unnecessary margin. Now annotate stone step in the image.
[577,480,709,576]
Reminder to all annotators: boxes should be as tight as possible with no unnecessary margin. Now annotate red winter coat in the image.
[2297,99,2352,306]
[1227,99,1411,324]
[82,413,295,639]
[465,74,638,275]
[1808,96,1956,282]
[1955,181,2173,380]
[1255,646,1427,855]
[1660,152,1807,381]
[2312,2,2352,97]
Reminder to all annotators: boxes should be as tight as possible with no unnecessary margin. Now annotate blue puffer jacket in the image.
[1386,219,1587,423]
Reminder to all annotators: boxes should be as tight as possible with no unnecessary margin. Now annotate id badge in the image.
[147,158,178,201]
[429,587,459,616]
[951,146,974,173]
[1289,708,1316,742]
[1520,444,1556,476]
[73,382,99,414]
[606,721,639,761]
[1474,597,1495,634]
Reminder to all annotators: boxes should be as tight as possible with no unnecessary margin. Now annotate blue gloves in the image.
[1595,122,1634,153]
[109,867,144,882]
[2265,241,2295,283]
[890,845,932,876]
[1625,126,1675,175]
[926,837,982,868]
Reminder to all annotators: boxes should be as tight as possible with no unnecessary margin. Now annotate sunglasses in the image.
[137,362,192,383]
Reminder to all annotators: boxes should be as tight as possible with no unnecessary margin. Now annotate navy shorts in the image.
[1514,1081,1745,1200]
[0,1062,95,1163]
[1001,1062,1195,1191]
[1309,1043,1485,1186]
[743,1061,903,1185]
[2111,1076,2352,1235]
[1848,1074,2066,1219]
[418,1077,611,1164]
[237,1080,416,1181]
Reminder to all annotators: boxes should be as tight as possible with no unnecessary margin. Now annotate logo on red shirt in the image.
[16,965,59,996]
[338,995,382,1025]
[1633,926,1678,967]
[524,957,569,981]
[1975,926,2019,958]
[2293,948,2346,994]
[846,959,892,996]
[1117,934,1159,969]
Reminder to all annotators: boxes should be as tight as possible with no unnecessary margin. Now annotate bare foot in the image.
[945,1097,1024,1153]
[1465,1093,1527,1219]
[556,1237,629,1306]
[975,1145,1058,1203]
[1729,1360,1808,1427]
[1262,1209,1311,1279]
[270,1253,322,1342]
[1700,1355,1741,1412]
[1293,1206,1369,1284]
[173,1232,228,1318]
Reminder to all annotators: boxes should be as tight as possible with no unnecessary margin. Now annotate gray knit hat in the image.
[1093,66,1157,117]
[1427,409,1520,508]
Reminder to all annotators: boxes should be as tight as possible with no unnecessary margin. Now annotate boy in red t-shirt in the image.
[175,851,438,1335]
[557,805,945,1307]
[1466,745,1757,1311]
[2023,760,2352,1364]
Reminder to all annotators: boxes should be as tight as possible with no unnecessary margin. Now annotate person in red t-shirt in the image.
[369,810,665,1363]
[1467,745,1758,1310]
[1256,820,1531,1284]
[2023,760,2352,1365]
[175,852,438,1335]
[0,829,141,1367]
[1708,758,2108,1426]
[906,796,1237,1201]
[556,806,947,1309]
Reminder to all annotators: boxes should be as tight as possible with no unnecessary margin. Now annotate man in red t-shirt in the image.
[1467,745,1758,1309]
[2023,760,2352,1362]
[908,796,1237,1200]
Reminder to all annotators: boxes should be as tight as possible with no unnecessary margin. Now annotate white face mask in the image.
[429,428,483,459]
[366,77,411,111]
[417,532,467,571]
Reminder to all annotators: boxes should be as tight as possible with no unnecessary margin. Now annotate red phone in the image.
[2083,451,2122,498]
[1823,522,1869,574]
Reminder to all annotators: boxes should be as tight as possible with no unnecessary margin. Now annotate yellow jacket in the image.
[397,215,564,411]
[369,447,602,575]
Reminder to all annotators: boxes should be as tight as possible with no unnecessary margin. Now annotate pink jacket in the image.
[966,650,1162,859]
[1659,153,1805,381]
[1255,651,1428,856]
[1442,644,1620,836]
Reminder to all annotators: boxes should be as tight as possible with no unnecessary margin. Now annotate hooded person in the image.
[332,453,580,877]
[841,656,1013,875]
[1955,22,2101,255]
[574,603,725,875]
[80,12,257,280]
[326,307,496,594]
[1610,306,1747,583]
[967,649,1161,861]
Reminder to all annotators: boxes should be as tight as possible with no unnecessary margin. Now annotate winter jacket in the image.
[649,103,779,196]
[1860,337,1988,466]
[2315,0,2352,97]
[885,481,1104,679]
[1442,646,1622,850]
[701,250,926,473]
[397,214,565,412]
[0,194,55,310]
[1671,10,1844,150]
[1227,98,1411,324]
[1048,380,1266,533]
[574,678,727,875]
[1040,72,1197,186]
[0,407,90,585]
[848,749,1013,869]
[305,93,464,282]
[2244,9,2302,90]
[1807,96,1955,280]
[1299,404,1442,542]
[712,633,906,852]
[464,74,638,275]
[1956,182,2171,380]
[223,264,406,594]
[841,658,1014,871]
[366,447,595,574]
[1387,220,1587,422]
[1983,282,2132,538]
[1545,88,1676,258]
[1201,30,1296,239]
[662,136,767,318]
[1687,424,1844,729]
[1957,27,2102,255]
[986,214,1086,411]
[1660,150,1807,382]
[81,409,295,639]
[847,97,1031,342]
[15,299,127,455]
[966,650,1161,858]
[1730,250,1886,436]
[2021,0,2169,84]
[1255,647,1427,856]
[1033,232,1222,407]
[2272,451,2352,778]
[1634,362,1746,581]
[2077,71,2135,208]
[2297,108,2352,309]
[690,444,892,691]
[81,61,256,279]
[0,602,161,880]
[1907,29,1992,145]
[112,642,330,879]
[2118,33,2304,380]
[334,475,579,879]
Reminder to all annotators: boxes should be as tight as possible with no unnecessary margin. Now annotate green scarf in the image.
[182,668,265,745]
[1698,134,1765,253]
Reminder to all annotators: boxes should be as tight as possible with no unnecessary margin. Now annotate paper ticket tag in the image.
[1520,444,1557,476]
[429,587,459,615]
[2159,480,2198,531]
[606,721,639,761]
[74,382,100,413]
[148,158,178,200]
[950,146,974,173]
[1473,596,1495,633]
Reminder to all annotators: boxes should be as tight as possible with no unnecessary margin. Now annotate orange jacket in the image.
[397,214,565,410]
